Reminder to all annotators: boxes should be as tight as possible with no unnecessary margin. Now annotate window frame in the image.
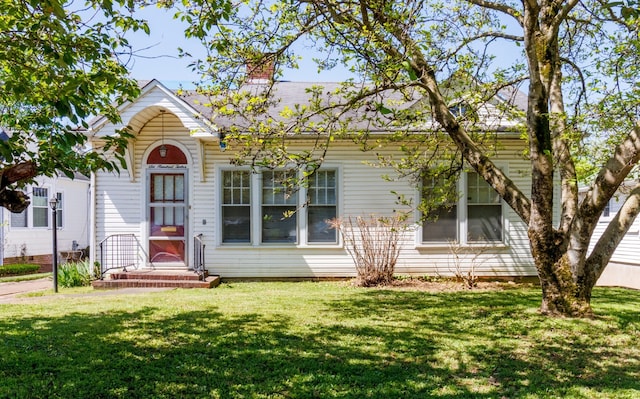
[217,166,342,247]
[9,186,64,230]
[306,169,339,245]
[31,187,49,228]
[418,168,506,246]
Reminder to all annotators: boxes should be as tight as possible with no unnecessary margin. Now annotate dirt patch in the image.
[366,277,538,292]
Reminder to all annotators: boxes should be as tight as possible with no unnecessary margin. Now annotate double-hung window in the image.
[307,170,337,243]
[32,187,49,228]
[55,192,63,228]
[262,170,297,243]
[421,170,503,244]
[466,172,502,242]
[222,170,251,243]
[422,175,458,242]
[10,187,63,229]
[220,168,339,245]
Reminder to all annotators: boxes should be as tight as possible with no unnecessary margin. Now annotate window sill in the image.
[415,242,509,251]
[217,243,343,249]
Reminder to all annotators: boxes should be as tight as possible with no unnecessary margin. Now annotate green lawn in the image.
[0,281,638,398]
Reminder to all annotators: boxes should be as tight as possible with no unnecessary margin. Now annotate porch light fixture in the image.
[49,197,59,293]
[219,130,227,152]
[159,110,167,158]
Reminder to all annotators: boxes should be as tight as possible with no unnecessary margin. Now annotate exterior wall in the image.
[92,86,537,278]
[591,193,640,289]
[3,176,90,268]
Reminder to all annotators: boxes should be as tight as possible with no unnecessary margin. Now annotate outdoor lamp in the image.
[49,197,59,293]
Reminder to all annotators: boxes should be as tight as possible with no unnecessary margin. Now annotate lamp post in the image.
[49,197,58,293]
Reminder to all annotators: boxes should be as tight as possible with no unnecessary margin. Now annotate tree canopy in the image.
[0,0,145,211]
[166,0,640,317]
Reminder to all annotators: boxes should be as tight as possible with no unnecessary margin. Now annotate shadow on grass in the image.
[0,286,638,398]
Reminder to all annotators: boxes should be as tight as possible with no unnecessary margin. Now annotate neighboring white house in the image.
[589,182,640,289]
[87,79,541,279]
[1,174,90,269]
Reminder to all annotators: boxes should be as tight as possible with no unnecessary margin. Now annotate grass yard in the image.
[0,281,638,398]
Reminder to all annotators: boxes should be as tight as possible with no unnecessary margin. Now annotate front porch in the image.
[92,269,221,289]
[93,233,218,289]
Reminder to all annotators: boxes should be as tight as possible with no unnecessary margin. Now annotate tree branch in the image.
[464,0,524,26]
[580,122,640,225]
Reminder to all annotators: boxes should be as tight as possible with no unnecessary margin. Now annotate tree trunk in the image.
[534,247,594,317]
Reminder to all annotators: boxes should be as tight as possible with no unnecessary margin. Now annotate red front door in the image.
[148,172,187,265]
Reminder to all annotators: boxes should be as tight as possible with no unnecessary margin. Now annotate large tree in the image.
[0,0,146,212]
[170,0,640,317]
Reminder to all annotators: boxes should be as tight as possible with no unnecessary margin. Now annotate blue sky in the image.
[125,6,351,88]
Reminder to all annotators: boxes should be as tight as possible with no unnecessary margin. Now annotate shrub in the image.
[0,264,40,277]
[58,261,93,288]
[330,215,408,287]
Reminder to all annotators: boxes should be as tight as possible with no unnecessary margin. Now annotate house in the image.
[86,78,540,281]
[589,182,640,289]
[1,174,90,270]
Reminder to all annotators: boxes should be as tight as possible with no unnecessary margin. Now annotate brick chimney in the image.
[246,53,276,83]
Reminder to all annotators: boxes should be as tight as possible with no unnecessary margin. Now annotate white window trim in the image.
[217,165,343,248]
[10,186,64,230]
[415,165,509,248]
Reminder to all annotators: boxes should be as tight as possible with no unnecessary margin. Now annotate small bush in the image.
[0,264,40,277]
[58,261,93,288]
[330,215,408,287]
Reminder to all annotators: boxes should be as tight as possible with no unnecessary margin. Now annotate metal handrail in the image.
[193,234,206,281]
[98,234,139,279]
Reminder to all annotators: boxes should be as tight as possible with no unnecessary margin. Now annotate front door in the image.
[148,171,188,265]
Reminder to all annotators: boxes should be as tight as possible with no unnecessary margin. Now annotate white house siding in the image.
[590,194,640,289]
[91,82,538,279]
[3,176,90,264]
[94,129,537,278]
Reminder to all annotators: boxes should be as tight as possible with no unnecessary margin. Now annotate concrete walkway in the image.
[0,278,173,304]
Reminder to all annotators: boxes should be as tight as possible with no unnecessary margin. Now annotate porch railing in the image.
[98,234,140,279]
[193,234,206,281]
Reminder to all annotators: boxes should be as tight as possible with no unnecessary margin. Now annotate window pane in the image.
[222,206,251,242]
[176,175,184,201]
[153,175,163,201]
[262,206,297,243]
[33,208,48,228]
[165,176,175,201]
[10,210,27,227]
[308,206,337,243]
[263,170,296,205]
[223,171,250,205]
[468,205,502,241]
[423,206,457,242]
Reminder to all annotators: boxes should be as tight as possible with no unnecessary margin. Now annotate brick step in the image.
[108,270,209,281]
[92,275,221,290]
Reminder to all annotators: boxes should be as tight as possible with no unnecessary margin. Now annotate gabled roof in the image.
[88,79,215,139]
